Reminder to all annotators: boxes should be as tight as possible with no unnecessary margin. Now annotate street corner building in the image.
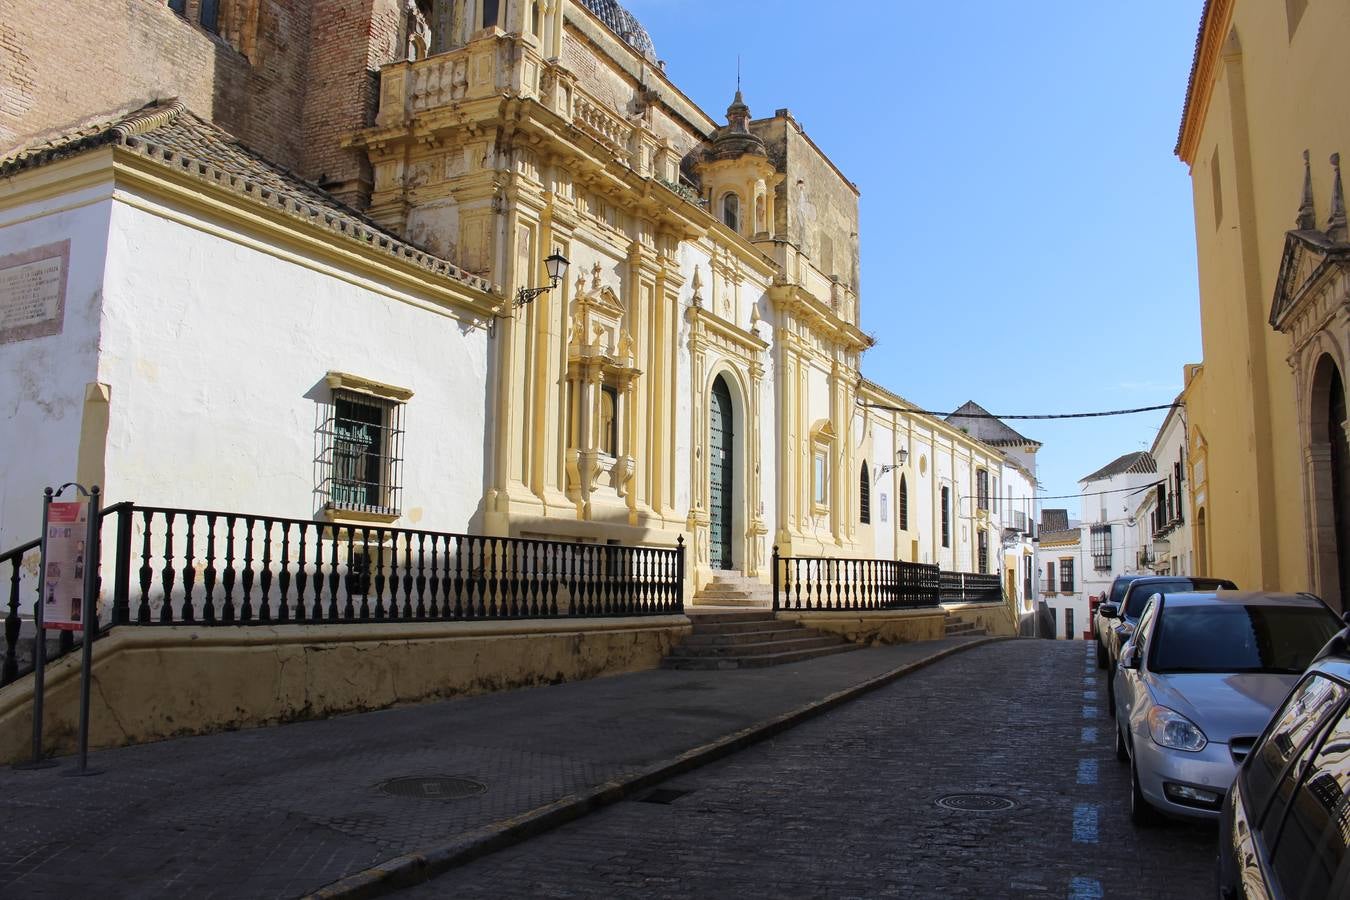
[0,0,1038,756]
[1176,0,1350,609]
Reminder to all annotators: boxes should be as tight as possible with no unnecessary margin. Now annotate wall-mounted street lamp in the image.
[874,447,908,481]
[515,252,570,307]
[490,252,569,337]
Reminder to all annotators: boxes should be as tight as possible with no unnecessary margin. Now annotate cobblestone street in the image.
[402,640,1216,899]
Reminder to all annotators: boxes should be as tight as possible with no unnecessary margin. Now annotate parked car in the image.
[1113,590,1341,827]
[1095,574,1148,669]
[1098,575,1238,713]
[1217,621,1350,899]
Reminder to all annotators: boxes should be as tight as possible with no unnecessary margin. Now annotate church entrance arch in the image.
[1311,353,1350,610]
[709,374,735,569]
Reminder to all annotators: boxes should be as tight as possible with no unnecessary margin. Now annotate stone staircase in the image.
[690,573,773,608]
[943,611,987,638]
[662,611,861,670]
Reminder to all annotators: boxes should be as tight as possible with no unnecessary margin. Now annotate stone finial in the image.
[1329,152,1348,243]
[726,90,750,133]
[1297,149,1317,230]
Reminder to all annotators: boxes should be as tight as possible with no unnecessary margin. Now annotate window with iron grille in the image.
[1059,557,1075,593]
[1090,524,1112,571]
[976,468,989,511]
[319,390,405,516]
[1046,561,1055,592]
[859,462,871,524]
[977,529,988,574]
[941,486,951,547]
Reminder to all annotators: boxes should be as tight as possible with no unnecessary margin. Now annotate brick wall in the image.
[0,0,313,172]
[299,0,404,206]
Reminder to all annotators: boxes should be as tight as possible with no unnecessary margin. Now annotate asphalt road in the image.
[399,639,1216,899]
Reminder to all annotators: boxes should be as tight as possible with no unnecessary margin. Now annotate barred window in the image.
[976,468,989,511]
[1060,557,1075,593]
[1046,561,1056,590]
[1090,524,1112,571]
[859,462,871,524]
[899,474,909,530]
[977,529,989,574]
[320,390,405,516]
[941,486,951,548]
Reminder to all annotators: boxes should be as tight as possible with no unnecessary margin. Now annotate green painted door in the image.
[709,377,734,570]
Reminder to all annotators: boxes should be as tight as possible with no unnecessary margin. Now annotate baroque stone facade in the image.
[1,0,1032,594]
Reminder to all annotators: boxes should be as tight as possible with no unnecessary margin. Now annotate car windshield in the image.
[1150,605,1340,674]
[1122,579,1232,619]
[1109,578,1136,606]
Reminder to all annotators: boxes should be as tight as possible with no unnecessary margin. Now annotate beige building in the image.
[1176,0,1350,608]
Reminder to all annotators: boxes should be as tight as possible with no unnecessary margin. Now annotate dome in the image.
[578,0,658,63]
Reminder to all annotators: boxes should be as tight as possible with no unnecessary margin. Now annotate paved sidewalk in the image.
[0,635,992,899]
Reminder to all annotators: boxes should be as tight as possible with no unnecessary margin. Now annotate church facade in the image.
[1,0,1035,599]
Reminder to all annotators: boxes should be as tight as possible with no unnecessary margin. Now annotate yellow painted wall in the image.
[1179,0,1350,592]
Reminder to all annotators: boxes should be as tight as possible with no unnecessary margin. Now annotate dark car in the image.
[1217,615,1350,899]
[1095,574,1148,669]
[1098,575,1238,714]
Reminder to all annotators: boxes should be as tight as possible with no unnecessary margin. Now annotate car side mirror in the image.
[1122,646,1142,670]
[1099,603,1119,620]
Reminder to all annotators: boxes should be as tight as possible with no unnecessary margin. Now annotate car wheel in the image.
[1115,722,1129,763]
[1106,672,1116,719]
[1096,640,1107,669]
[1130,758,1161,828]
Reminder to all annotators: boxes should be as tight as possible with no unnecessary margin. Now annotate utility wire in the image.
[1025,479,1164,503]
[859,401,1180,420]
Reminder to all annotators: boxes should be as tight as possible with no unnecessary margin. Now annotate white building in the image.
[1078,451,1159,607]
[1131,403,1194,577]
[1037,509,1086,639]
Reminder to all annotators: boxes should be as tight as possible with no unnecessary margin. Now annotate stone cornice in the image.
[1176,0,1234,165]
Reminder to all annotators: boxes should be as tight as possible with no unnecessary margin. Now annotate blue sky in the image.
[627,0,1205,517]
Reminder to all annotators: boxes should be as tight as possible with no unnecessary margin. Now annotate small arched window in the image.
[722,193,740,232]
[859,463,871,525]
[899,474,909,530]
[599,386,617,456]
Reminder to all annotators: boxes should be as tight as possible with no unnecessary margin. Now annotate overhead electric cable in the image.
[858,401,1181,420]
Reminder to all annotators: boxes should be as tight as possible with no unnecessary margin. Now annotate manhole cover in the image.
[936,793,1016,812]
[380,776,486,800]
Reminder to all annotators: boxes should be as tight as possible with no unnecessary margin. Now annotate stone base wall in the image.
[776,609,947,644]
[0,616,690,765]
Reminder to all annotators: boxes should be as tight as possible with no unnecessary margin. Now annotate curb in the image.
[305,634,1010,899]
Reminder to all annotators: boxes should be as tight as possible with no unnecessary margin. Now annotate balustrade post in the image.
[111,504,133,626]
[2,549,25,686]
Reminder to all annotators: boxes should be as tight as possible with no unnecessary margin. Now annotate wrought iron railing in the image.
[1,503,686,687]
[939,571,1003,604]
[772,548,940,611]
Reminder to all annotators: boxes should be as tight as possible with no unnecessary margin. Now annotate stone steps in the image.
[943,613,987,637]
[664,611,860,670]
[690,574,773,609]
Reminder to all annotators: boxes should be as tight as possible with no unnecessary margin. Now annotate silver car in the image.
[1112,590,1341,825]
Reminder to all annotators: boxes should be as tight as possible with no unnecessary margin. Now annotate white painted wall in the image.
[94,191,490,534]
[0,181,113,549]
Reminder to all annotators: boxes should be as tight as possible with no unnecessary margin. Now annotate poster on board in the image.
[42,500,88,631]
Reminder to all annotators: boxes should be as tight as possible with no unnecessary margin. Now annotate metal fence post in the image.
[771,545,780,612]
[675,535,685,613]
[112,504,132,626]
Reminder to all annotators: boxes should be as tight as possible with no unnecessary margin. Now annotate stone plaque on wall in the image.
[0,239,69,344]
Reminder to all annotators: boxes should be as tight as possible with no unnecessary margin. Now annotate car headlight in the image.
[1148,706,1208,752]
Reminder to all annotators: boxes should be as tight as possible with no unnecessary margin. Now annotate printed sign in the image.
[42,500,89,631]
[0,239,69,345]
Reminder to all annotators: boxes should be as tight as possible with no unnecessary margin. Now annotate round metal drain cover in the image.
[380,776,486,800]
[936,793,1016,812]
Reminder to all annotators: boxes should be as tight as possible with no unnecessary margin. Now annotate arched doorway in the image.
[709,375,735,570]
[1195,508,1208,577]
[1311,354,1350,610]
